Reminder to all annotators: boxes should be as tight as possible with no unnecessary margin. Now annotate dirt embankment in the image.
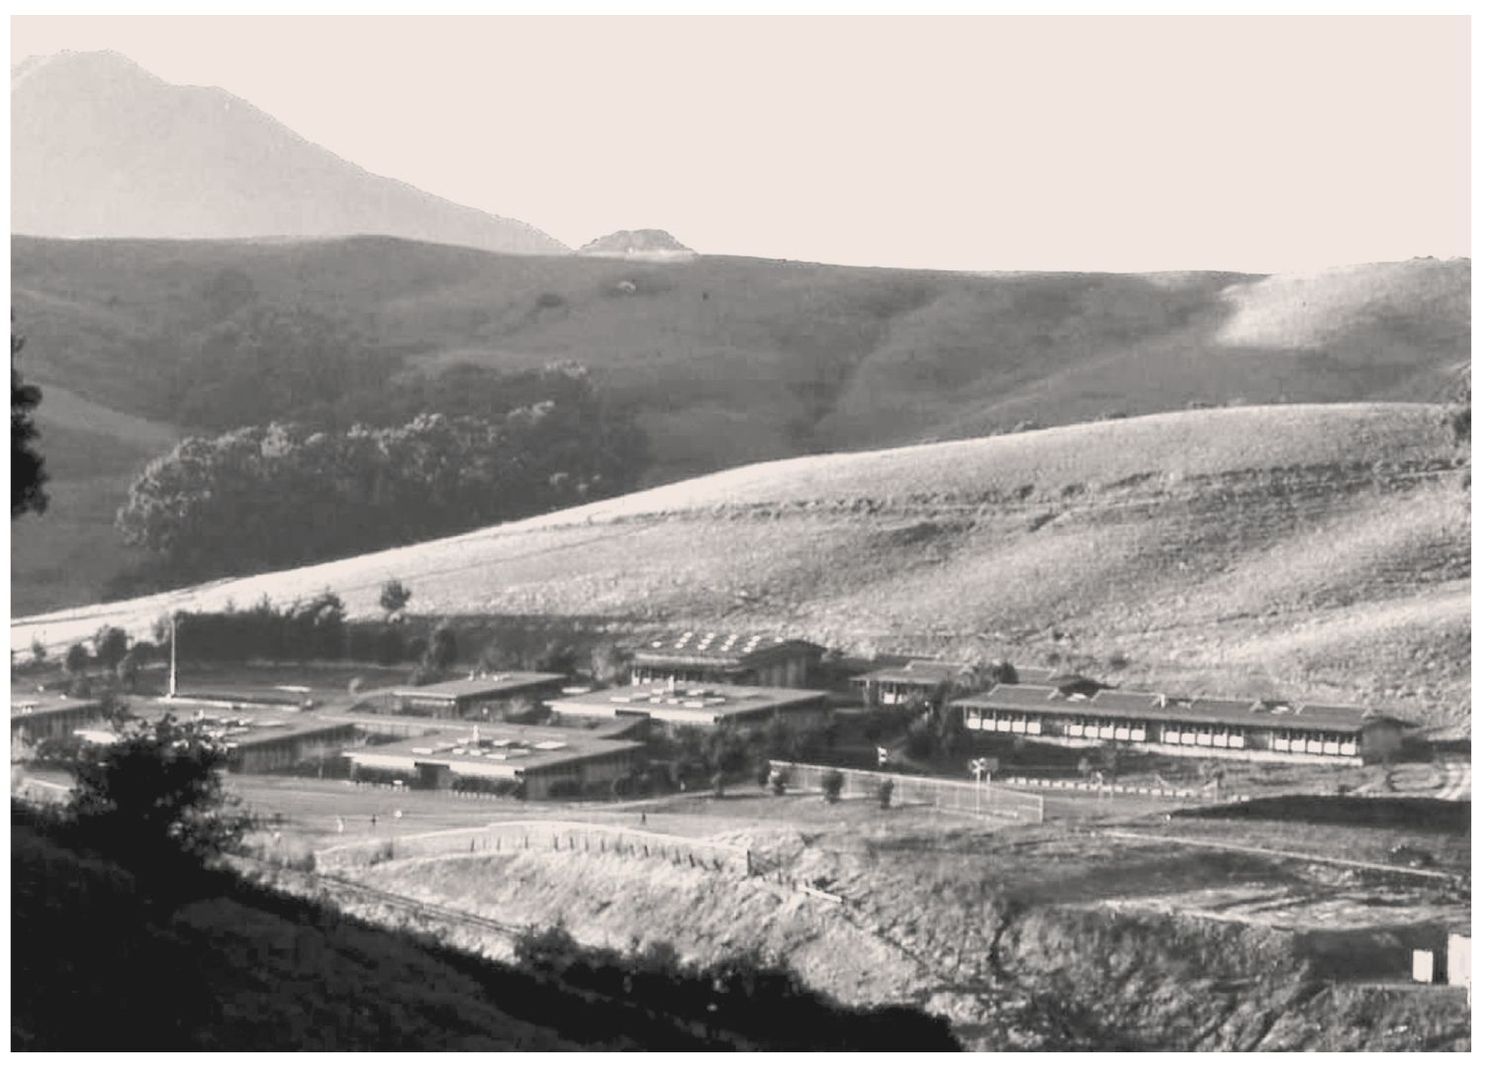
[348,822,1470,1051]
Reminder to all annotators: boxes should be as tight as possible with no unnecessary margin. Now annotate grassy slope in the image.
[13,402,1470,733]
[8,238,1467,614]
[9,383,178,614]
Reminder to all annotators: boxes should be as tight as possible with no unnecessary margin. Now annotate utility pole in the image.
[168,611,179,698]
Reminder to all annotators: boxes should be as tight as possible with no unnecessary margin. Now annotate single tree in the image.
[11,327,49,518]
[64,642,89,676]
[66,711,249,880]
[93,625,130,672]
[378,578,412,617]
[425,620,459,672]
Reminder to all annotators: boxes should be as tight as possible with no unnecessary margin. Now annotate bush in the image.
[451,775,519,797]
[821,769,844,804]
[769,769,788,796]
[877,778,894,810]
[379,579,412,616]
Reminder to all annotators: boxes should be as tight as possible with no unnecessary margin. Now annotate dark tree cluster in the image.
[168,593,347,664]
[11,328,49,518]
[117,388,647,581]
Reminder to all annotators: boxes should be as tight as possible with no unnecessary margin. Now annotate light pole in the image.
[167,610,179,698]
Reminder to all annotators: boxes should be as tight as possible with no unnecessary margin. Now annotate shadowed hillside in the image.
[14,403,1470,734]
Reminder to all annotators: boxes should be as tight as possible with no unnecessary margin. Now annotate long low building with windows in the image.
[546,681,830,729]
[342,723,644,800]
[951,684,1415,765]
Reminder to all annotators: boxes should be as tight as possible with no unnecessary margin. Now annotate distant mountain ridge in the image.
[10,50,566,255]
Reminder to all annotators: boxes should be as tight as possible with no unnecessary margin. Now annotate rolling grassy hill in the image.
[13,402,1469,735]
[9,236,1468,614]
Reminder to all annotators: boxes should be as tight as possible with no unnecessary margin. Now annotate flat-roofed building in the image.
[630,630,823,689]
[548,681,830,729]
[194,713,360,774]
[952,683,1414,765]
[10,697,104,752]
[342,723,644,801]
[382,672,569,720]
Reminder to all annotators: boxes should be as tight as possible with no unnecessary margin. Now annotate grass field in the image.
[15,401,1470,734]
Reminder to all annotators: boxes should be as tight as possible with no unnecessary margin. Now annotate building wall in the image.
[233,727,358,774]
[960,706,1369,766]
[10,704,103,752]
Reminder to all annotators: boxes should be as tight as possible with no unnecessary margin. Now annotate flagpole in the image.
[168,611,178,698]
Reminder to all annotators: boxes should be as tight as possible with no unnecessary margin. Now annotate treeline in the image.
[116,364,648,583]
[166,594,456,674]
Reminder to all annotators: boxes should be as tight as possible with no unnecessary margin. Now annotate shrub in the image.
[534,291,566,310]
[877,778,894,810]
[64,642,89,675]
[769,769,788,796]
[378,579,411,616]
[451,775,519,797]
[821,769,844,804]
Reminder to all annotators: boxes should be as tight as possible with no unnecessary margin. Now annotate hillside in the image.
[13,403,1470,734]
[9,235,1468,614]
[11,51,564,254]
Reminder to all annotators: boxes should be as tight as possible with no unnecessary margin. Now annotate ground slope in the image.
[13,402,1469,732]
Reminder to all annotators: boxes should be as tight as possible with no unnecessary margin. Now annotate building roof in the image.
[1010,665,1061,684]
[952,684,1413,734]
[10,696,102,722]
[193,712,358,748]
[390,672,569,701]
[631,630,823,671]
[851,659,969,688]
[344,722,643,778]
[548,681,827,723]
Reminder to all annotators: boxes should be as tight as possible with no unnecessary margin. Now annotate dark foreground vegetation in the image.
[10,713,959,1051]
[111,359,648,593]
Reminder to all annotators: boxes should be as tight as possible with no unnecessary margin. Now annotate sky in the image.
[8,12,1473,273]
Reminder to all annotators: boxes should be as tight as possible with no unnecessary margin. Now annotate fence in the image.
[769,761,1045,823]
[314,819,751,876]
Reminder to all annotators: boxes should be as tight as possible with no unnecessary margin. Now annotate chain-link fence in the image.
[769,761,1044,823]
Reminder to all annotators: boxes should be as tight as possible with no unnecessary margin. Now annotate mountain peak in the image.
[11,51,566,255]
[578,229,697,261]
